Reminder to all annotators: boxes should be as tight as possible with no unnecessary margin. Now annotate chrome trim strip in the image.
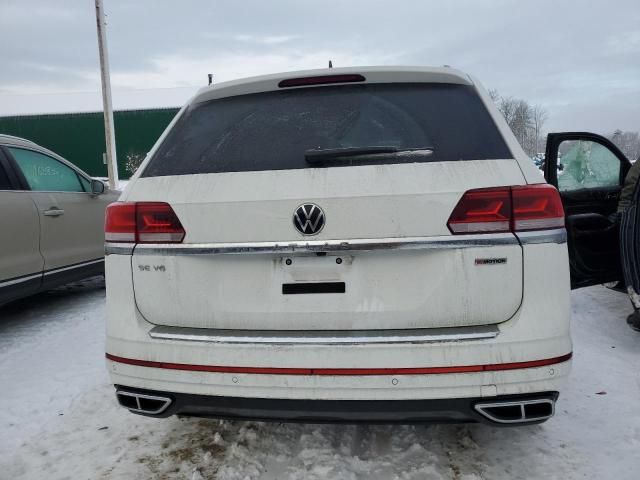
[148,325,499,345]
[0,272,42,288]
[123,233,518,256]
[0,258,104,288]
[42,259,104,277]
[516,228,567,245]
[474,399,555,424]
[105,243,135,255]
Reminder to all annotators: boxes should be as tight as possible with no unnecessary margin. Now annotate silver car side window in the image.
[9,147,84,193]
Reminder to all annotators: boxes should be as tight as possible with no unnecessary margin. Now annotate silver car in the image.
[0,134,119,305]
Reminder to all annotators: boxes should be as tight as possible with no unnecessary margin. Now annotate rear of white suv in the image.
[105,66,571,425]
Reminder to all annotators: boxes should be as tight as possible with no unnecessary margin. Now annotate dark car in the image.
[543,133,639,311]
[620,174,640,318]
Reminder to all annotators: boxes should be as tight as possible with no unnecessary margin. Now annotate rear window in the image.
[142,83,511,177]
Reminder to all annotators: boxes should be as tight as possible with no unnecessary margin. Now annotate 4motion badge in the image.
[475,258,507,266]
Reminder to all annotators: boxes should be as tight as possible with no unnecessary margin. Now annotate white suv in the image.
[104,66,573,425]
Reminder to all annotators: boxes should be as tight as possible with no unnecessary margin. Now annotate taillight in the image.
[105,202,185,243]
[104,203,136,242]
[447,187,511,234]
[511,185,565,231]
[447,184,564,234]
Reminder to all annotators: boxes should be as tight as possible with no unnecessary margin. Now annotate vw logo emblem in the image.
[293,203,325,235]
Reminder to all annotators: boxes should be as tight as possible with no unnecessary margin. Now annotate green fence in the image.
[0,108,179,178]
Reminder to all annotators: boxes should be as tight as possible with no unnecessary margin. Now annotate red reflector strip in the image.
[105,352,572,376]
[278,74,366,88]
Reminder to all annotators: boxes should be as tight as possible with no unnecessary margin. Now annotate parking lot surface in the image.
[1,279,639,479]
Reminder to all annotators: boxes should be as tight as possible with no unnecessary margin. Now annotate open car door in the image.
[544,132,631,288]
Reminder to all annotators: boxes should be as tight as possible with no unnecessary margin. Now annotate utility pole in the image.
[95,0,118,190]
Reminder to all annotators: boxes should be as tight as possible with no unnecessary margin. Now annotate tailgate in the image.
[129,160,524,330]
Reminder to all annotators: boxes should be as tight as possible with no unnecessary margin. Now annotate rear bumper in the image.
[114,385,559,426]
[105,240,572,406]
[107,354,571,402]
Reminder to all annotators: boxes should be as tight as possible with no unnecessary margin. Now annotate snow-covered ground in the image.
[1,280,639,479]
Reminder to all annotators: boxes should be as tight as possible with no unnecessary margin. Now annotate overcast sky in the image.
[0,0,638,133]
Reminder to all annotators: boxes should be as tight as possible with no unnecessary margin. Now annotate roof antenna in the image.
[328,60,333,68]
[207,73,213,86]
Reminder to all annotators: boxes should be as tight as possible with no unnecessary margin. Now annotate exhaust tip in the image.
[474,398,555,424]
[116,390,172,415]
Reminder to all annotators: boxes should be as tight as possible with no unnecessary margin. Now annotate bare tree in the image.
[610,130,640,161]
[488,89,501,103]
[490,90,548,157]
[491,90,638,161]
[495,95,517,126]
[124,151,146,176]
[532,105,548,154]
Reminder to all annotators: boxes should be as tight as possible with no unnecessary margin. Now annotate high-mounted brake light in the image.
[278,74,366,88]
[105,202,185,243]
[447,184,564,234]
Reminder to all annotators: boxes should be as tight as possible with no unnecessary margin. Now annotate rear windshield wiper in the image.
[305,146,434,165]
